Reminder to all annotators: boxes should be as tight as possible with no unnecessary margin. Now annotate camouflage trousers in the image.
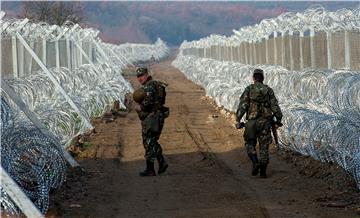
[141,112,165,163]
[243,118,272,165]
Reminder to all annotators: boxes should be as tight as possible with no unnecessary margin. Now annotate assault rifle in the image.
[235,122,245,129]
[271,118,283,149]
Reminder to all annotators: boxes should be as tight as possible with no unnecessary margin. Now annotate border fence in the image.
[173,6,360,189]
[181,7,360,71]
[1,11,169,217]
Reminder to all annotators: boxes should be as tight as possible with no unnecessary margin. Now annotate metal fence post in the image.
[27,41,35,75]
[344,30,350,69]
[326,31,332,69]
[55,40,60,69]
[289,30,294,71]
[11,36,18,77]
[310,27,316,68]
[265,36,269,64]
[274,31,278,65]
[88,42,92,62]
[281,31,285,67]
[78,40,83,66]
[42,38,47,66]
[299,31,304,70]
[0,167,44,218]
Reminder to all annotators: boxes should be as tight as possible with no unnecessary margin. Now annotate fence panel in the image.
[350,31,360,70]
[1,38,13,77]
[314,32,328,69]
[331,32,346,69]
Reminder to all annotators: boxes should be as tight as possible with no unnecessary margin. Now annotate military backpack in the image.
[248,84,273,120]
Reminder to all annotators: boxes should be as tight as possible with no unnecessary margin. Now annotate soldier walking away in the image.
[150,55,156,64]
[132,67,170,176]
[235,69,283,178]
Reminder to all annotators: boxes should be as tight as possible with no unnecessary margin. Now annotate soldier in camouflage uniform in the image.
[236,69,283,178]
[134,67,169,176]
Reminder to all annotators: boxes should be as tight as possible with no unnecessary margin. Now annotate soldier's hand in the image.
[235,122,245,129]
[133,103,141,112]
[274,122,283,129]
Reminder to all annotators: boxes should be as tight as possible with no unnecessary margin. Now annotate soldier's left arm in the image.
[236,86,250,122]
[268,88,283,122]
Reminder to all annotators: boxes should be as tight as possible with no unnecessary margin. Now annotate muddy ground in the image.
[48,59,359,218]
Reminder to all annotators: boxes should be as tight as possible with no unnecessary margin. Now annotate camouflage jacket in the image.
[236,81,282,122]
[138,76,165,120]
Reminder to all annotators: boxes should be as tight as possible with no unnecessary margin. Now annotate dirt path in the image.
[49,60,359,218]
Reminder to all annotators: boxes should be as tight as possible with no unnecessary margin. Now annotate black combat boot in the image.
[139,160,156,176]
[248,154,260,176]
[157,155,168,174]
[260,164,267,178]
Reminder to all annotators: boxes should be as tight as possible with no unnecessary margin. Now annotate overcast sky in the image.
[2,1,359,45]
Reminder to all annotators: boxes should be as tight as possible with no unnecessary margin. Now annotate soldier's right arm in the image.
[236,86,250,122]
[268,88,283,123]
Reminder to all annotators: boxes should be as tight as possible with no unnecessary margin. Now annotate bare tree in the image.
[21,1,84,25]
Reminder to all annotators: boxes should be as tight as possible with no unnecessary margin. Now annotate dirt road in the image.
[49,59,359,218]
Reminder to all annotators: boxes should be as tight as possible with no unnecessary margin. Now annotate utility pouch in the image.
[244,119,257,140]
[160,106,170,119]
[144,112,161,133]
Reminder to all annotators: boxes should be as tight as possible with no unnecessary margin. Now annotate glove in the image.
[273,117,283,127]
[275,121,283,127]
[235,122,245,129]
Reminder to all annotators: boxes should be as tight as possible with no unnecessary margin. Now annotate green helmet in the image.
[136,67,148,77]
[133,88,145,103]
[253,68,264,75]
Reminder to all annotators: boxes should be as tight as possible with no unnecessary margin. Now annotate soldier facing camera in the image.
[133,67,169,176]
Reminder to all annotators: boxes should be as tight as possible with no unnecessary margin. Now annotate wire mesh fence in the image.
[1,13,169,217]
[181,6,360,71]
[174,6,360,189]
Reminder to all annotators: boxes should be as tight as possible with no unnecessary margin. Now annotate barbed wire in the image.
[180,6,360,48]
[1,96,67,215]
[1,14,170,216]
[173,55,360,188]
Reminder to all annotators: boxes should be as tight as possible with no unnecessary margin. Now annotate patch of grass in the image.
[83,141,94,149]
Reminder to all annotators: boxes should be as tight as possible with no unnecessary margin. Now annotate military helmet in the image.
[136,67,148,77]
[133,88,145,103]
[253,68,264,75]
[253,68,264,82]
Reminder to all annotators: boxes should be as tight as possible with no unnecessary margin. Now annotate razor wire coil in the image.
[1,14,170,216]
[172,55,360,189]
